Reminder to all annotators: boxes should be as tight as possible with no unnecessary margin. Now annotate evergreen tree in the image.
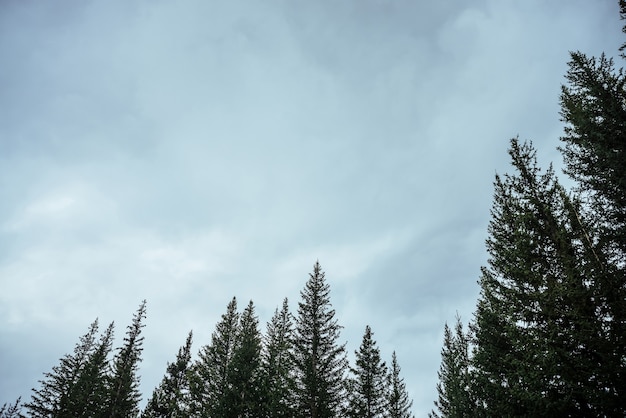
[225,300,264,418]
[25,319,100,417]
[471,139,607,415]
[141,331,193,418]
[104,300,147,418]
[560,51,626,259]
[68,322,115,418]
[559,15,626,411]
[346,325,387,418]
[190,297,240,418]
[620,0,626,56]
[385,352,413,418]
[261,298,297,418]
[430,316,473,418]
[0,398,24,418]
[293,261,348,418]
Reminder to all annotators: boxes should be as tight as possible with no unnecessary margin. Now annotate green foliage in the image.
[559,40,626,414]
[261,298,297,418]
[471,139,605,415]
[560,51,626,258]
[25,319,100,417]
[430,316,473,418]
[293,261,348,418]
[385,352,414,418]
[20,267,415,417]
[67,322,115,417]
[0,398,24,418]
[347,325,387,418]
[225,300,264,418]
[141,331,193,418]
[189,297,240,418]
[104,300,147,418]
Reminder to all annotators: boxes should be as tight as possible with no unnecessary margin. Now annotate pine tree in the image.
[471,139,607,415]
[385,352,413,418]
[0,398,24,418]
[104,300,147,418]
[430,316,473,418]
[560,52,626,259]
[190,297,240,418]
[622,0,626,57]
[346,325,387,418]
[559,13,626,411]
[68,322,115,417]
[261,298,297,418]
[225,300,264,418]
[141,331,193,418]
[25,319,100,417]
[293,261,348,418]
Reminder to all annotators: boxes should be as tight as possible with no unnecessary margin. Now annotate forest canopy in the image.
[3,262,415,418]
[431,1,626,416]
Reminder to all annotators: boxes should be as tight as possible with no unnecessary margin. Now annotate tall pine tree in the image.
[225,300,264,418]
[25,319,100,417]
[68,321,115,417]
[346,325,387,418]
[559,8,626,410]
[190,297,240,418]
[141,331,193,418]
[262,298,297,418]
[430,316,473,418]
[0,398,24,418]
[104,300,147,418]
[471,139,607,415]
[293,261,348,418]
[385,351,414,418]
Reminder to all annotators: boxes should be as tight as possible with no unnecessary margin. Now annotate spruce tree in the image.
[559,11,626,410]
[430,316,473,418]
[560,52,626,259]
[104,300,147,418]
[68,322,115,417]
[225,300,264,418]
[385,352,414,418]
[471,139,607,415]
[346,325,387,418]
[293,261,348,418]
[0,398,24,418]
[262,298,297,418]
[26,319,100,417]
[190,297,240,417]
[141,331,193,418]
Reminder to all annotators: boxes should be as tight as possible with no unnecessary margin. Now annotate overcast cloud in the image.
[0,1,622,415]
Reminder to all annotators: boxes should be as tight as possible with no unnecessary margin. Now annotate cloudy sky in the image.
[0,0,622,415]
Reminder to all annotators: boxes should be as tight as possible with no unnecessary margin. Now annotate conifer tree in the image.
[190,297,239,418]
[430,316,473,418]
[225,300,264,418]
[68,322,115,417]
[293,261,348,418]
[262,298,297,418]
[141,331,193,418]
[471,139,607,415]
[26,319,100,417]
[560,52,626,259]
[0,398,24,418]
[346,325,387,418]
[104,300,147,418]
[385,352,413,418]
[559,11,626,410]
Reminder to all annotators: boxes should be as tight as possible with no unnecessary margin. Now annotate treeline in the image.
[430,2,626,417]
[2,262,414,418]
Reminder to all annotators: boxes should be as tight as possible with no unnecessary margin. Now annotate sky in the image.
[0,0,622,416]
